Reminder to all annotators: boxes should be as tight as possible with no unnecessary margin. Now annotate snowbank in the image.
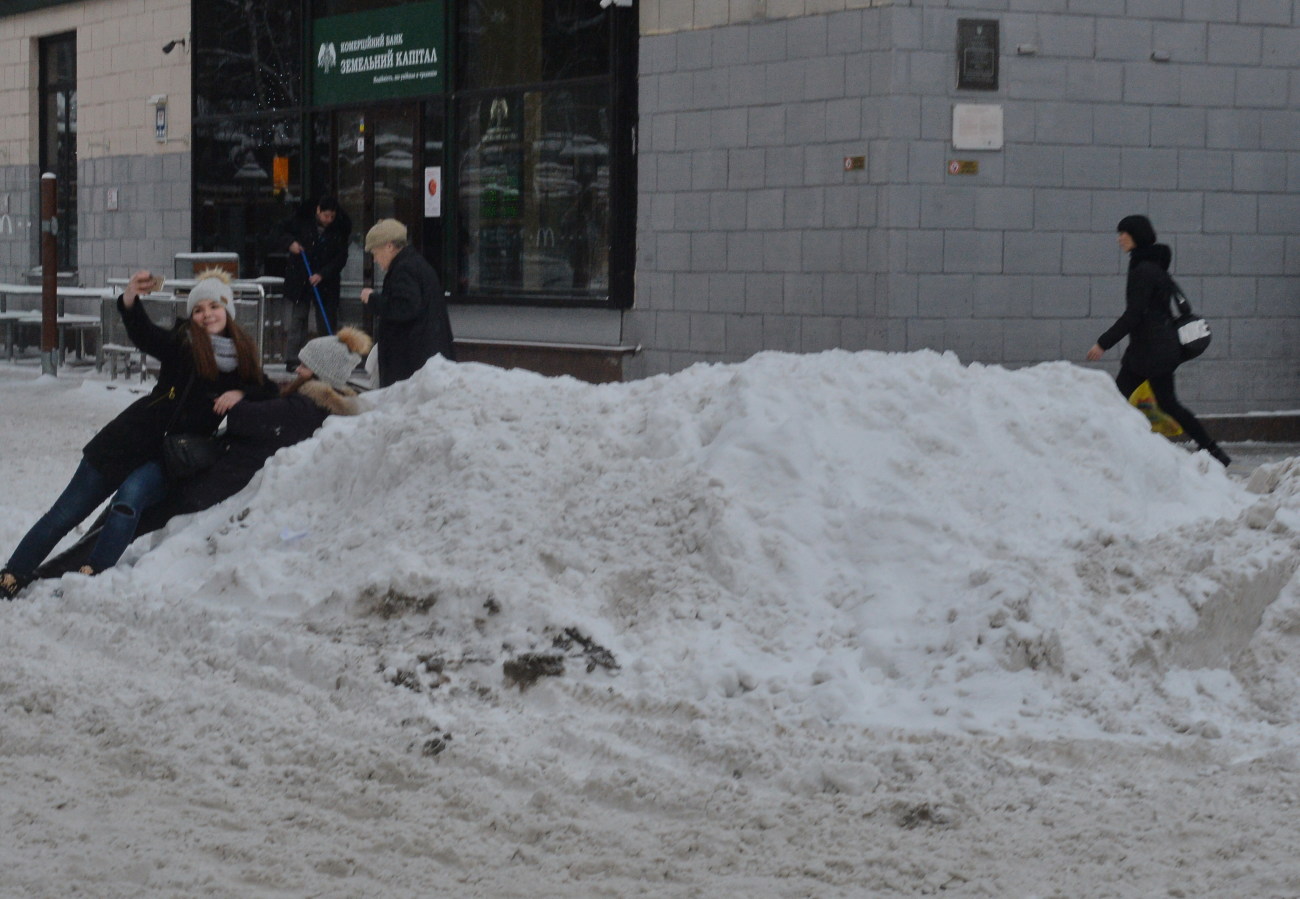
[3,350,1300,896]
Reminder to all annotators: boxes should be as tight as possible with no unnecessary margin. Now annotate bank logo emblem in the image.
[317,42,338,73]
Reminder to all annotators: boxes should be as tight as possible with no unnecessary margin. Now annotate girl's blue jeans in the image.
[6,458,167,577]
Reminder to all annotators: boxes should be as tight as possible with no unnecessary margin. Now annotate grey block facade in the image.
[627,1,1300,413]
[0,154,190,307]
[77,153,192,293]
[0,166,38,282]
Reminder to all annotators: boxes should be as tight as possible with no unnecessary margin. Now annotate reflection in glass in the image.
[373,111,417,226]
[40,33,77,270]
[194,0,302,116]
[458,83,610,299]
[335,111,367,289]
[458,0,609,90]
[193,117,303,278]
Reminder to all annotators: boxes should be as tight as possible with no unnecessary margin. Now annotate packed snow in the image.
[3,349,1300,897]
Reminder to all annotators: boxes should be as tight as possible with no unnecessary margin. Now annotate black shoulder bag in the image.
[1169,279,1211,362]
[161,373,222,481]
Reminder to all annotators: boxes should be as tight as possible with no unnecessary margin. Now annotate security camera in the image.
[163,38,186,54]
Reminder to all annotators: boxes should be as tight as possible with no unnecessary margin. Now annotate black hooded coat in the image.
[1096,243,1182,379]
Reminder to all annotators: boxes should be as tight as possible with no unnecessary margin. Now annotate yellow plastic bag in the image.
[1129,380,1184,437]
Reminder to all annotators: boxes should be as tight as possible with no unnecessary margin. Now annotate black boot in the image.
[0,568,28,600]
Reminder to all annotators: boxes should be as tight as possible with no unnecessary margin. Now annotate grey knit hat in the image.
[186,271,233,316]
[298,327,372,390]
[364,218,407,252]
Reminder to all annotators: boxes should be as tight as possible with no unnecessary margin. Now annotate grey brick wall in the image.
[628,2,1300,413]
[79,153,191,293]
[0,166,38,284]
[0,155,190,302]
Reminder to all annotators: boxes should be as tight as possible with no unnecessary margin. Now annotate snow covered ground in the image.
[2,350,1300,898]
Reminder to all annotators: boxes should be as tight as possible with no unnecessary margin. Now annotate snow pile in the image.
[36,350,1297,740]
[5,350,1300,896]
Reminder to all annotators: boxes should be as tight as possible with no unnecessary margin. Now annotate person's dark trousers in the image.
[1115,367,1220,454]
[7,458,166,578]
[6,459,117,578]
[285,295,339,364]
[285,299,310,364]
[35,493,176,580]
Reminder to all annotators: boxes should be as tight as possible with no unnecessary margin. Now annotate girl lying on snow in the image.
[1,269,276,598]
[3,327,372,594]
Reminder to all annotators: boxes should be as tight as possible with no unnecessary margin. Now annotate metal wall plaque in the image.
[957,19,998,91]
[952,104,1004,150]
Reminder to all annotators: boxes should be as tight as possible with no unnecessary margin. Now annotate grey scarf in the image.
[210,334,238,373]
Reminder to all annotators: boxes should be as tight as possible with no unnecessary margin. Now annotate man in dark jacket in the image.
[280,196,352,370]
[360,218,455,387]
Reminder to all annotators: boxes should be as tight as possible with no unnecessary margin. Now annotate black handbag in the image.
[162,432,221,481]
[1169,280,1211,361]
[161,374,221,481]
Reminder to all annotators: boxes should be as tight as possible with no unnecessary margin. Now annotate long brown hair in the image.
[280,371,311,396]
[186,314,263,381]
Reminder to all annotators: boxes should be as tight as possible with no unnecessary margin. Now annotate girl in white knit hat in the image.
[1,268,276,597]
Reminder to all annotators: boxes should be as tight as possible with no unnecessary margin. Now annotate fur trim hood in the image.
[298,378,362,416]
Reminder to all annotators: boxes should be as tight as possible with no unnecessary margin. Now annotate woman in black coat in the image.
[1087,215,1229,466]
[31,328,370,580]
[1,269,276,597]
[360,219,455,387]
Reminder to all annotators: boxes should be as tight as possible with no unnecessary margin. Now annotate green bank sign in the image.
[313,2,445,105]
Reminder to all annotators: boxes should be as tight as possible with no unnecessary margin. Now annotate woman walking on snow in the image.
[1086,215,1230,467]
[0,269,276,598]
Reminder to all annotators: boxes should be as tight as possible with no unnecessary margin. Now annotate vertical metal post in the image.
[39,172,58,375]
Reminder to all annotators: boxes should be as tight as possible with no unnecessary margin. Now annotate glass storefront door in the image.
[331,103,428,327]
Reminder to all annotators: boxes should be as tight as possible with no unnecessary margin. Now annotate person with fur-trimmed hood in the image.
[154,326,371,518]
[29,328,373,581]
[1,268,276,598]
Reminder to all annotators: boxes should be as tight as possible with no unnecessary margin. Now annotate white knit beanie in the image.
[298,327,372,390]
[185,275,233,316]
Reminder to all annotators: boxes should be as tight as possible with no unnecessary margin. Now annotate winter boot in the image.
[1207,444,1232,467]
[1,568,27,600]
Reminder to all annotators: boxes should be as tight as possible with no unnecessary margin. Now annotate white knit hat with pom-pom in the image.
[185,268,234,316]
[298,327,373,389]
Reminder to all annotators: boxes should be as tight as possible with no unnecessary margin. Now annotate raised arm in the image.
[119,270,180,363]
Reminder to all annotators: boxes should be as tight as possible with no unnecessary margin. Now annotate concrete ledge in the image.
[1201,415,1300,443]
[455,339,640,384]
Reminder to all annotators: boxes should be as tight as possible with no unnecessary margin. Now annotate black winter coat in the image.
[1096,244,1182,379]
[279,205,352,306]
[82,298,277,484]
[370,245,455,387]
[158,378,360,517]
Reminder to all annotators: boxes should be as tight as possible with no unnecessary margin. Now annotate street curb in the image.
[1202,415,1300,443]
